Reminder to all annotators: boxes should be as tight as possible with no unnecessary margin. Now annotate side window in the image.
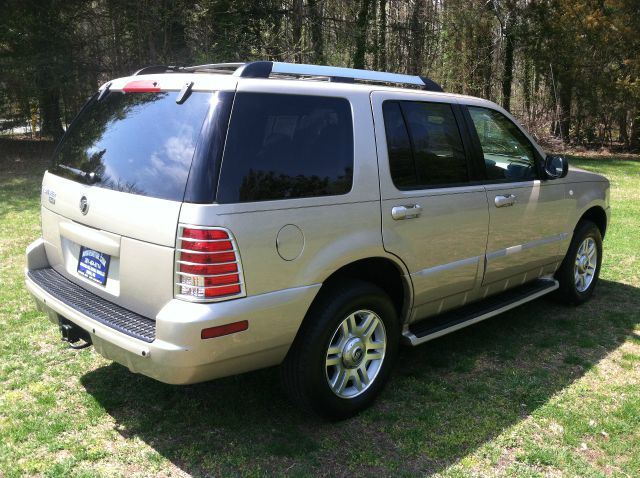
[467,106,537,181]
[382,102,415,188]
[382,100,469,189]
[217,93,353,203]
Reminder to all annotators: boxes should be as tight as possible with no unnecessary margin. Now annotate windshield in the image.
[51,91,213,201]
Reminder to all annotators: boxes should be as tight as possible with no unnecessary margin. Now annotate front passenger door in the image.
[465,105,568,286]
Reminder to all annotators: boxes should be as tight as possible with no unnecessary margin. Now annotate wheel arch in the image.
[308,256,413,327]
[578,205,608,238]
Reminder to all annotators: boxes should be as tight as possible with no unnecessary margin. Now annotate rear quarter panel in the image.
[179,80,409,302]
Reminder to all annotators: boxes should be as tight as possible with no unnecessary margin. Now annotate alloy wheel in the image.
[574,237,597,293]
[325,309,387,399]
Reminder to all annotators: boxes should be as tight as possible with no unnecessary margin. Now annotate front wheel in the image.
[281,280,399,419]
[555,220,603,305]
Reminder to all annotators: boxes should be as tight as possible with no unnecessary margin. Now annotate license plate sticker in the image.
[77,247,110,285]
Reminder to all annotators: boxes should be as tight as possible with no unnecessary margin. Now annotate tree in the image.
[307,0,325,64]
[353,0,372,69]
[492,0,521,111]
[0,0,81,139]
[377,0,387,71]
[1,0,639,148]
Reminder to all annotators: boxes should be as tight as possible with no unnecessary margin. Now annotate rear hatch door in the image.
[40,74,236,318]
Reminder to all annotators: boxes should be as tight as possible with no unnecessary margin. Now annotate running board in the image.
[403,278,559,346]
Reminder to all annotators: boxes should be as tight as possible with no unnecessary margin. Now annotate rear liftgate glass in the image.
[51,86,234,203]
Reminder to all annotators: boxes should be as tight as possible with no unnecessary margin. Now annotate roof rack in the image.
[132,61,444,92]
[181,62,244,73]
[133,65,183,75]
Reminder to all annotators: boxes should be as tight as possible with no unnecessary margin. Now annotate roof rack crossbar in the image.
[133,63,242,76]
[133,65,182,76]
[181,62,244,72]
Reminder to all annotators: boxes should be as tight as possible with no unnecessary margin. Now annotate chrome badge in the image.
[79,195,90,215]
[42,187,56,205]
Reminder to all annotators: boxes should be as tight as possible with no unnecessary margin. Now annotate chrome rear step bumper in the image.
[28,268,156,343]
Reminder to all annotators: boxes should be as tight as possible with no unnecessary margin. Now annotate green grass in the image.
[1,141,639,477]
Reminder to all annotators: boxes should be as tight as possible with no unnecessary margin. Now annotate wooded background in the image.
[1,0,638,149]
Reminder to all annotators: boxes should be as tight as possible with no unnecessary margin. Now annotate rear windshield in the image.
[51,91,213,201]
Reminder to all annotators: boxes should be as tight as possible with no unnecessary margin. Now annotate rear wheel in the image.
[555,220,603,305]
[281,280,399,419]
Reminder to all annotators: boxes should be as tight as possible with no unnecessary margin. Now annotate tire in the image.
[281,279,399,420]
[555,220,603,305]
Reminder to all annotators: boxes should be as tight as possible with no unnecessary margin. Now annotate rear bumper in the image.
[25,238,320,384]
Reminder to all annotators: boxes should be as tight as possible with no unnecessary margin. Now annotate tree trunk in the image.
[482,31,493,100]
[556,73,573,142]
[618,110,629,148]
[148,34,158,63]
[307,0,324,64]
[378,0,387,71]
[38,86,64,141]
[371,0,379,70]
[501,23,515,111]
[265,10,283,61]
[292,0,303,62]
[522,59,532,120]
[408,0,424,75]
[353,0,371,69]
[551,66,573,143]
[630,108,640,151]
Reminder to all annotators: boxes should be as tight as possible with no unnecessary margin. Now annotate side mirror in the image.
[544,154,569,179]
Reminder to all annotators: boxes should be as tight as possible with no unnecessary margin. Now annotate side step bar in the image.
[403,278,559,346]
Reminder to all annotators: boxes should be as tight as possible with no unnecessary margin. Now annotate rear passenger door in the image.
[371,92,489,317]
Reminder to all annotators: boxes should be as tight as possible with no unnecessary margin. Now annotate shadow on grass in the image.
[80,279,640,476]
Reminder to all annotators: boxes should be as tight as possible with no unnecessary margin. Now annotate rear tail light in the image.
[175,226,246,302]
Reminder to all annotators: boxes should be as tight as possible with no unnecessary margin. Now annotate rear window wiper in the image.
[176,81,194,104]
[56,164,101,184]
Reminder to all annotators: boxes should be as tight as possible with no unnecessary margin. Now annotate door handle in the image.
[391,204,422,220]
[494,194,517,208]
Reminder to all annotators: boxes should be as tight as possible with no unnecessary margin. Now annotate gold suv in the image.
[25,61,610,418]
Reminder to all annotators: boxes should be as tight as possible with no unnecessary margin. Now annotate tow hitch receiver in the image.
[58,317,92,349]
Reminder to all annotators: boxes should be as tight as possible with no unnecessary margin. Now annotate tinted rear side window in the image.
[51,91,213,201]
[217,93,353,203]
[382,100,469,189]
[382,101,416,188]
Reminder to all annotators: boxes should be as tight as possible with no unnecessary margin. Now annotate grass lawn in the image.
[0,139,638,477]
